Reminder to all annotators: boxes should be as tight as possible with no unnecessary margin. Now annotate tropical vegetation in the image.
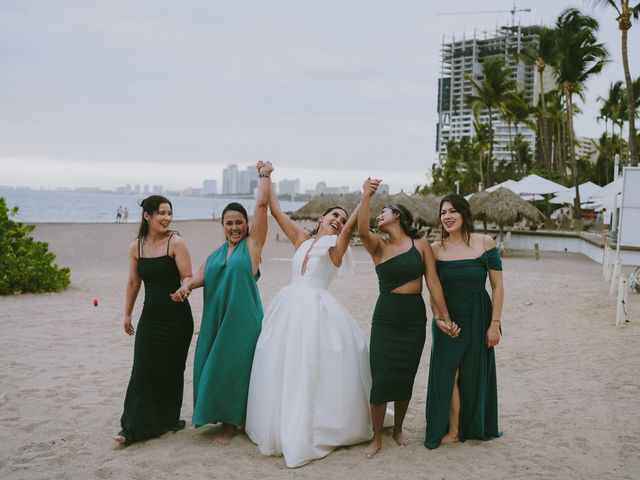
[0,197,71,295]
[423,6,640,212]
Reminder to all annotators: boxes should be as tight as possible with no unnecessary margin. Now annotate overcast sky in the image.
[1,0,638,193]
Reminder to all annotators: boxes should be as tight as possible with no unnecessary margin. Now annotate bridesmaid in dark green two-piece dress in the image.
[357,178,457,459]
[425,193,504,449]
[172,161,273,445]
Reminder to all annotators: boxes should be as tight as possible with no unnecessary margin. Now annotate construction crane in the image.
[436,3,532,25]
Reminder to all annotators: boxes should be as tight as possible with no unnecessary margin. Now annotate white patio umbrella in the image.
[584,177,622,212]
[510,174,567,196]
[485,179,520,193]
[550,181,603,205]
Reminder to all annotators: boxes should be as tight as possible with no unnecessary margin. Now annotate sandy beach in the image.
[1,218,639,480]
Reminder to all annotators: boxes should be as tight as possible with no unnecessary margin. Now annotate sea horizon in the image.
[0,188,306,224]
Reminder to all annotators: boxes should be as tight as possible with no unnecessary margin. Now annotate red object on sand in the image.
[93,298,99,307]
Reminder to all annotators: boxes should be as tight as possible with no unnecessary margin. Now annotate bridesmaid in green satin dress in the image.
[425,193,504,449]
[172,161,272,445]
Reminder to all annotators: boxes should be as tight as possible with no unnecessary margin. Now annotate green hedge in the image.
[0,197,71,294]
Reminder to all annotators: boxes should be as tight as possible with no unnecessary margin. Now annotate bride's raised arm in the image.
[357,177,382,257]
[329,202,360,266]
[268,176,309,250]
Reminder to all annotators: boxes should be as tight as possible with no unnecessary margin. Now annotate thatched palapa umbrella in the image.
[292,192,441,228]
[389,192,440,226]
[290,194,360,221]
[467,190,492,233]
[474,187,546,244]
[467,190,491,218]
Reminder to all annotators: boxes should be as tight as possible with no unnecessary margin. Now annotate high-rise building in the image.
[203,179,218,195]
[237,166,255,194]
[436,25,549,165]
[279,178,300,196]
[575,137,598,164]
[222,164,239,194]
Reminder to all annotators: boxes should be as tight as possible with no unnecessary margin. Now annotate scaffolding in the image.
[436,25,545,164]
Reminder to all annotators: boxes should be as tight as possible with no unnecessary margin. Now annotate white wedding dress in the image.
[245,235,373,468]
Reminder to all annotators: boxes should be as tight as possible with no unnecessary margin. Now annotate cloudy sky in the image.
[1,1,638,193]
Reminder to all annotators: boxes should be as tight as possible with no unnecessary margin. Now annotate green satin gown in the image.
[192,238,262,427]
[424,246,503,449]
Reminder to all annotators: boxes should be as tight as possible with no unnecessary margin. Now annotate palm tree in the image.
[500,91,534,174]
[552,8,608,216]
[593,1,640,166]
[545,89,568,173]
[519,27,557,170]
[465,57,516,187]
[597,81,624,138]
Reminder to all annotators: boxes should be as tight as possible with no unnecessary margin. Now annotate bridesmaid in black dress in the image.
[115,195,194,445]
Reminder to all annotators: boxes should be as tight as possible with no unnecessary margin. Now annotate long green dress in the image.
[192,237,263,427]
[424,246,503,449]
[119,234,193,444]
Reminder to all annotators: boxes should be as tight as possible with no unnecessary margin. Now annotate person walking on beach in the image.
[115,195,194,445]
[424,193,504,449]
[171,161,271,444]
[123,207,129,223]
[245,169,373,468]
[357,178,456,459]
[116,206,123,223]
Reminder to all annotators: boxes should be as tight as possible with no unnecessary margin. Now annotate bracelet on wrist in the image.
[258,172,271,178]
[491,319,501,324]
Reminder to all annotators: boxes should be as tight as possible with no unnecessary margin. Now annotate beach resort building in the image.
[436,25,552,165]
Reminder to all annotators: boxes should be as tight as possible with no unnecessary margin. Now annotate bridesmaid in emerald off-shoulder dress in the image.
[425,193,504,449]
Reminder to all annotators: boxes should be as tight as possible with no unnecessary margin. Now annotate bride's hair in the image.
[312,206,348,235]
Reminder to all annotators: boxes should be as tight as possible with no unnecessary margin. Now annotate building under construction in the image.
[436,25,553,165]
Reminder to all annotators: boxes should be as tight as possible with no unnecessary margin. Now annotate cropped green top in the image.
[375,240,425,293]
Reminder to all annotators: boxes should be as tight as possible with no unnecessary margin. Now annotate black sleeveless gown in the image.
[119,237,194,444]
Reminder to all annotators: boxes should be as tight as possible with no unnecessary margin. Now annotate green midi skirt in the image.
[370,293,426,404]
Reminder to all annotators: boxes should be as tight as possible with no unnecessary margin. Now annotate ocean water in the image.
[0,189,305,223]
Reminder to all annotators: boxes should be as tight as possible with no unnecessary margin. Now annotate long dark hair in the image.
[312,206,348,235]
[221,202,249,223]
[439,193,474,246]
[387,203,422,239]
[137,195,173,239]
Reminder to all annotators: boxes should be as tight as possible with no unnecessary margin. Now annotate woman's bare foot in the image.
[440,432,459,445]
[392,430,408,446]
[364,438,382,458]
[114,434,127,444]
[212,424,237,445]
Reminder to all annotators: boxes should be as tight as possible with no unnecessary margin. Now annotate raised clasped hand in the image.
[362,177,382,196]
[258,161,274,175]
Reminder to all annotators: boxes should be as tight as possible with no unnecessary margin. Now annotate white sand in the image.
[0,219,639,480]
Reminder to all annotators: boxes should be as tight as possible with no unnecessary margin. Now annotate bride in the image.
[245,170,372,468]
